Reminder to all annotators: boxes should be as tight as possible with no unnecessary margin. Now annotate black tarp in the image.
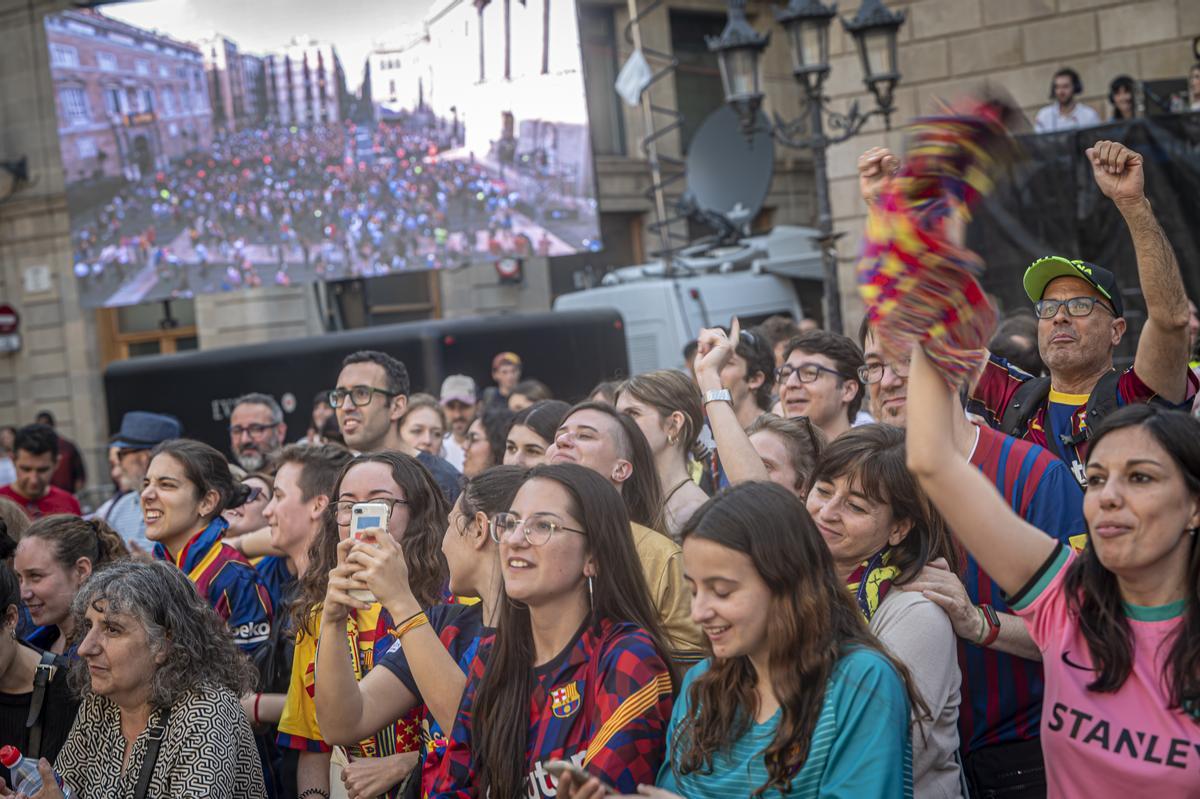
[967,113,1200,364]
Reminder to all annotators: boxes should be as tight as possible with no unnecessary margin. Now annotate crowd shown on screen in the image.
[0,133,1198,799]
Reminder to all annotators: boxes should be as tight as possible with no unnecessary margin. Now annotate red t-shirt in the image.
[0,484,81,519]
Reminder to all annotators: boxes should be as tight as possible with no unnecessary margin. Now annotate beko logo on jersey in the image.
[233,621,271,643]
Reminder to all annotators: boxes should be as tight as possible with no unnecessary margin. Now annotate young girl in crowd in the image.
[223,472,273,539]
[0,559,77,788]
[315,466,525,796]
[907,345,1200,797]
[427,463,676,797]
[400,393,448,458]
[504,400,570,468]
[16,515,127,657]
[616,370,709,540]
[281,451,449,799]
[142,439,273,654]
[598,481,915,798]
[745,413,825,497]
[463,407,514,478]
[805,424,964,798]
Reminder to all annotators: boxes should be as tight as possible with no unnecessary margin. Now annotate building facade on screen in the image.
[45,9,214,184]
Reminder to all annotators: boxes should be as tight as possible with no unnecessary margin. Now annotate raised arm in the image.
[1089,141,1191,402]
[314,537,419,745]
[693,319,769,485]
[858,146,900,206]
[905,346,1056,596]
[348,531,469,734]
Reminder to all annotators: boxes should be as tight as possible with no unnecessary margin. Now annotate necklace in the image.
[663,477,691,506]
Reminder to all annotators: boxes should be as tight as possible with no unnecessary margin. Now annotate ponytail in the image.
[23,515,129,571]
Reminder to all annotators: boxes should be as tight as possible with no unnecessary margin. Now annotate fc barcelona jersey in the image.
[427,618,674,798]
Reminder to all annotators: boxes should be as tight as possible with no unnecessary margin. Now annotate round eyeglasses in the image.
[489,512,586,546]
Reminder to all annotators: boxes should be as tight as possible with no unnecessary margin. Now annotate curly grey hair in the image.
[68,560,257,707]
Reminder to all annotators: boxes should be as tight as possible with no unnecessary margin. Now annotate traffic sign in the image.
[0,304,19,335]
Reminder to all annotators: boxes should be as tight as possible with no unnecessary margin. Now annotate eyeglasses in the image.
[229,423,277,438]
[328,385,398,409]
[857,358,912,385]
[775,363,852,384]
[1034,296,1115,320]
[489,512,586,546]
[332,497,408,526]
[243,485,264,504]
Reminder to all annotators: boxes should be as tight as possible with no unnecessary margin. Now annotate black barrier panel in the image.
[103,309,628,452]
[967,113,1200,365]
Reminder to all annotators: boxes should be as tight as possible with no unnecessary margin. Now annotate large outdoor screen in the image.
[44,0,601,308]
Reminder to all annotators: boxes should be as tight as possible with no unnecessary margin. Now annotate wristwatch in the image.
[976,604,1001,647]
[703,388,732,406]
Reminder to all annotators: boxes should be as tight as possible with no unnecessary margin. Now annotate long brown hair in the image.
[615,370,706,461]
[471,464,675,797]
[1067,405,1200,719]
[293,451,449,634]
[809,424,954,583]
[671,481,924,795]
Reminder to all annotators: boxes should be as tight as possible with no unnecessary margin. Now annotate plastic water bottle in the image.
[0,746,74,797]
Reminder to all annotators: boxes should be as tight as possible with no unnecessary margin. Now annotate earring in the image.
[667,433,677,446]
[587,575,594,611]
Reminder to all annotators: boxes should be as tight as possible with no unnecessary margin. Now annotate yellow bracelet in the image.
[393,611,429,639]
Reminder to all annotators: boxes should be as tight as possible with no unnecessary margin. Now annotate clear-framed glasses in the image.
[857,358,912,385]
[1033,296,1115,320]
[489,512,586,546]
[328,385,397,409]
[775,362,850,384]
[229,423,276,438]
[332,497,408,526]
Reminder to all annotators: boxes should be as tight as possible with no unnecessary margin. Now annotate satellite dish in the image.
[684,105,774,240]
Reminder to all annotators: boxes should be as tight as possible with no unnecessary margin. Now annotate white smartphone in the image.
[348,501,389,603]
[544,760,593,786]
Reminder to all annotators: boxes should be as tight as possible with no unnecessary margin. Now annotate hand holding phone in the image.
[348,501,389,603]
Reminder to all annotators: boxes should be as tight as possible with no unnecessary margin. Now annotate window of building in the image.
[50,43,79,68]
[135,59,150,76]
[162,89,174,116]
[97,300,198,366]
[77,137,97,158]
[139,88,155,113]
[60,87,91,126]
[669,10,727,154]
[103,86,122,116]
[97,51,117,72]
[158,64,169,78]
[579,5,625,156]
[168,122,179,137]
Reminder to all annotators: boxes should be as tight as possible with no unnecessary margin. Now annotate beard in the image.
[236,449,266,472]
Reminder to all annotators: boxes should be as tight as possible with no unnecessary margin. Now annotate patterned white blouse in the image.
[54,683,265,798]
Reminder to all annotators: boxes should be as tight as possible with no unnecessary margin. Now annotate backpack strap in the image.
[1078,370,1122,441]
[23,650,58,760]
[133,706,171,799]
[999,376,1051,439]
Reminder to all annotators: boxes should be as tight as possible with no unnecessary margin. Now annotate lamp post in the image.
[709,0,905,334]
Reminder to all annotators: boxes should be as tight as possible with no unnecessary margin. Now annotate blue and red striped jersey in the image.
[153,517,273,653]
[426,617,674,798]
[962,424,1085,751]
[379,602,488,797]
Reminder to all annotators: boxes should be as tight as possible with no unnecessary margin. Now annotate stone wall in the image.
[818,0,1199,334]
[0,0,109,502]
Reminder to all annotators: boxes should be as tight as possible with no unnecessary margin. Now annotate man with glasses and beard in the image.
[229,393,287,475]
[329,350,462,503]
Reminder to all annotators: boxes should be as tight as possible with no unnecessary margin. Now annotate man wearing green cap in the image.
[969,140,1196,487]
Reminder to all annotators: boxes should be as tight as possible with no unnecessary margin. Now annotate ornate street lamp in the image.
[844,0,905,119]
[713,0,906,334]
[775,0,836,94]
[706,0,770,130]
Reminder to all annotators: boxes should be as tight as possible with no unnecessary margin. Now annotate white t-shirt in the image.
[1034,102,1101,133]
[441,433,466,472]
